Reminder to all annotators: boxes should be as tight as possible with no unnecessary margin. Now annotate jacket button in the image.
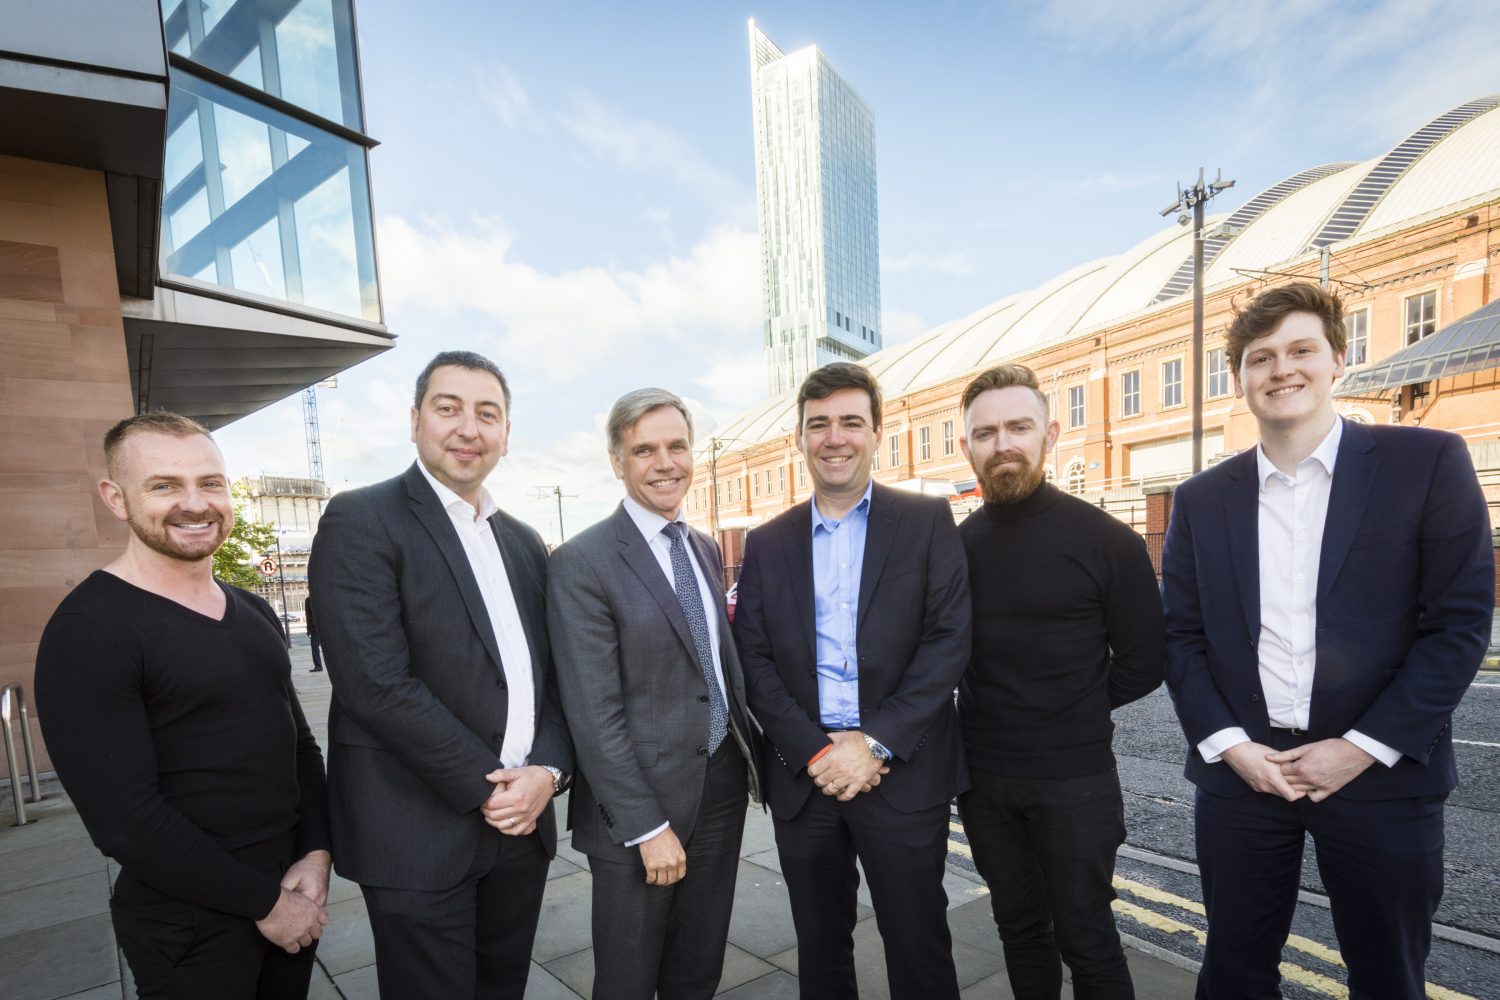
[495,678,505,688]
[492,731,504,743]
[699,695,709,703]
[1250,694,1261,703]
[807,669,815,677]
[698,747,709,756]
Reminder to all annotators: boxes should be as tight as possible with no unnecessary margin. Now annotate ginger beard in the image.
[979,447,1047,505]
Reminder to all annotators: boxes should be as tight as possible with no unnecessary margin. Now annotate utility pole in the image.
[532,486,576,544]
[1160,167,1235,473]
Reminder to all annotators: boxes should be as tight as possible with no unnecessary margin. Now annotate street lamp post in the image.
[1161,167,1235,474]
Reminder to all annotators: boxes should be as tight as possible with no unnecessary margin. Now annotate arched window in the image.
[1066,460,1086,495]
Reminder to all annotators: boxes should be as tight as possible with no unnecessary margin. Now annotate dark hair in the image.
[104,411,212,480]
[796,363,883,432]
[960,364,1048,423]
[1226,282,1346,374]
[413,351,511,412]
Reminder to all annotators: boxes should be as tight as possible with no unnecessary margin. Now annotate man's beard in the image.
[979,450,1047,504]
[126,507,228,562]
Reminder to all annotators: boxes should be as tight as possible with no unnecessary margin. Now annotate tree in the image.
[213,481,278,590]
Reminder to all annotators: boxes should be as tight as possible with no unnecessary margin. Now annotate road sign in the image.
[258,557,278,576]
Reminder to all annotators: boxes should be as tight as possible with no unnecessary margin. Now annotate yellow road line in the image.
[1111,898,1204,941]
[1277,961,1348,997]
[947,839,972,859]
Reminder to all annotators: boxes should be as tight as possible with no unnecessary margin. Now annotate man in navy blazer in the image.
[734,362,971,1000]
[1162,282,1493,999]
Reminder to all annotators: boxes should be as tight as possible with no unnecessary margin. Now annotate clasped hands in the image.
[256,849,331,954]
[482,765,555,836]
[809,731,890,803]
[1222,737,1376,803]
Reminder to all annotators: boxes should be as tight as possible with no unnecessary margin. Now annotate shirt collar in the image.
[621,494,685,544]
[417,460,497,522]
[810,479,874,535]
[1255,416,1343,487]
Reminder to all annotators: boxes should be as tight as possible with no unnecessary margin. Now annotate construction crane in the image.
[302,378,336,482]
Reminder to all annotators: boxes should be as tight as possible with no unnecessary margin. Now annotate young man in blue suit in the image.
[1161,282,1494,1000]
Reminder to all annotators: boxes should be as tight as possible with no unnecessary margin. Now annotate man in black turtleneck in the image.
[955,364,1164,1000]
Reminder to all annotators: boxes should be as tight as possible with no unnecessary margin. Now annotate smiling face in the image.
[1235,311,1346,434]
[961,386,1059,504]
[101,431,234,563]
[410,364,510,507]
[611,404,694,518]
[796,387,878,506]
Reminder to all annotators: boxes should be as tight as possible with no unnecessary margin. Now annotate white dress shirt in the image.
[417,462,536,769]
[619,496,731,846]
[1198,419,1401,768]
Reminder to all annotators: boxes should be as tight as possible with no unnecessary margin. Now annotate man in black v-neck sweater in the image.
[956,366,1164,1000]
[34,414,330,1000]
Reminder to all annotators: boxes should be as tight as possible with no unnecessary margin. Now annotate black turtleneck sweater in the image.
[957,483,1165,779]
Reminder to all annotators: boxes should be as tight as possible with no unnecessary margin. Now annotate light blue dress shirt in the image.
[811,481,873,729]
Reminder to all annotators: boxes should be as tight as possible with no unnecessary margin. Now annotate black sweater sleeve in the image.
[1104,528,1167,709]
[35,612,284,920]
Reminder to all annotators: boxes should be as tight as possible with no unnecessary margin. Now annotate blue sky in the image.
[214,0,1500,541]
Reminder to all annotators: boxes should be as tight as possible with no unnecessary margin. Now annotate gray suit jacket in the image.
[307,463,573,890]
[548,503,760,863]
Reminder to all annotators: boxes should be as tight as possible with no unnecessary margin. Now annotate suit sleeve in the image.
[548,544,669,843]
[35,613,283,920]
[1161,483,1243,747]
[858,501,972,762]
[522,529,575,775]
[1348,434,1494,763]
[308,492,501,814]
[733,526,835,771]
[1105,528,1166,708]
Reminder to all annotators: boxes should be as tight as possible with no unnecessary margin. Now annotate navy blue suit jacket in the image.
[1162,420,1493,800]
[733,482,972,820]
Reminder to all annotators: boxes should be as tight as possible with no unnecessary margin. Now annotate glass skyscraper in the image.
[749,20,882,397]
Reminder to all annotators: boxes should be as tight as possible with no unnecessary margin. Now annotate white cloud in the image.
[478,64,535,130]
[882,249,979,277]
[558,96,746,205]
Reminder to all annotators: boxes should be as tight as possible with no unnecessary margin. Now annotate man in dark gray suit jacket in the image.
[549,387,760,1000]
[308,352,573,1000]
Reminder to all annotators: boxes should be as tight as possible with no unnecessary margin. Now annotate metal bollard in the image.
[2,684,42,826]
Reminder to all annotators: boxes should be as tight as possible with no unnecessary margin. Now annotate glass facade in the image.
[749,22,881,396]
[158,0,380,324]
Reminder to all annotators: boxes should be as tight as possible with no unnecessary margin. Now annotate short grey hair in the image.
[607,388,694,458]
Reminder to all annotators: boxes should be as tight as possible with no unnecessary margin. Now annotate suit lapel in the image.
[612,505,698,663]
[856,484,899,637]
[491,514,545,714]
[1318,420,1378,603]
[784,501,816,661]
[1222,450,1261,642]
[403,464,505,675]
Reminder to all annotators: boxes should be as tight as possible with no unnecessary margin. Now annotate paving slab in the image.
[326,870,363,906]
[314,895,376,977]
[715,969,800,999]
[0,912,119,1000]
[332,962,380,1000]
[725,859,801,959]
[541,945,593,997]
[531,870,594,963]
[0,869,109,938]
[525,962,579,999]
[0,835,107,893]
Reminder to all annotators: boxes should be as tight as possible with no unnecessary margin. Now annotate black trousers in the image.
[588,743,748,1000]
[957,767,1133,1000]
[774,787,959,1000]
[1195,779,1445,1000]
[361,825,550,1000]
[111,870,318,1000]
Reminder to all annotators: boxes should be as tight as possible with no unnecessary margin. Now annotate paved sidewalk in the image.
[1,637,1199,999]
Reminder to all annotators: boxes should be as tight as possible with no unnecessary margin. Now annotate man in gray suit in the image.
[308,351,573,1000]
[549,388,760,1000]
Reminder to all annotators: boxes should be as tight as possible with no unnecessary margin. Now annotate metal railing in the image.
[2,683,43,826]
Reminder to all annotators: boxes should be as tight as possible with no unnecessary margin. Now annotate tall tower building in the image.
[748,20,881,397]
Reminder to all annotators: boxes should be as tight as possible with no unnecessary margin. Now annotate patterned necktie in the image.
[663,522,728,754]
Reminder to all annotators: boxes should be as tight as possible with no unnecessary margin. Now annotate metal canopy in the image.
[1334,297,1500,399]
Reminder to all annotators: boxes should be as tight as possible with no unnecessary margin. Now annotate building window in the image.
[1344,309,1369,366]
[1120,370,1140,417]
[918,426,931,462]
[797,461,806,487]
[753,472,760,498]
[778,467,786,493]
[872,449,880,472]
[889,434,900,468]
[1207,349,1230,399]
[1066,460,1086,495]
[1162,359,1183,408]
[1068,386,1085,429]
[1404,290,1437,345]
[941,420,954,456]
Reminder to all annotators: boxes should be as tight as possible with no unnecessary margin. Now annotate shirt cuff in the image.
[625,822,670,848]
[1343,730,1403,768]
[1198,727,1251,764]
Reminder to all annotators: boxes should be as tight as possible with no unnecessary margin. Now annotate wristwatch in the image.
[541,765,571,795]
[863,734,892,761]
